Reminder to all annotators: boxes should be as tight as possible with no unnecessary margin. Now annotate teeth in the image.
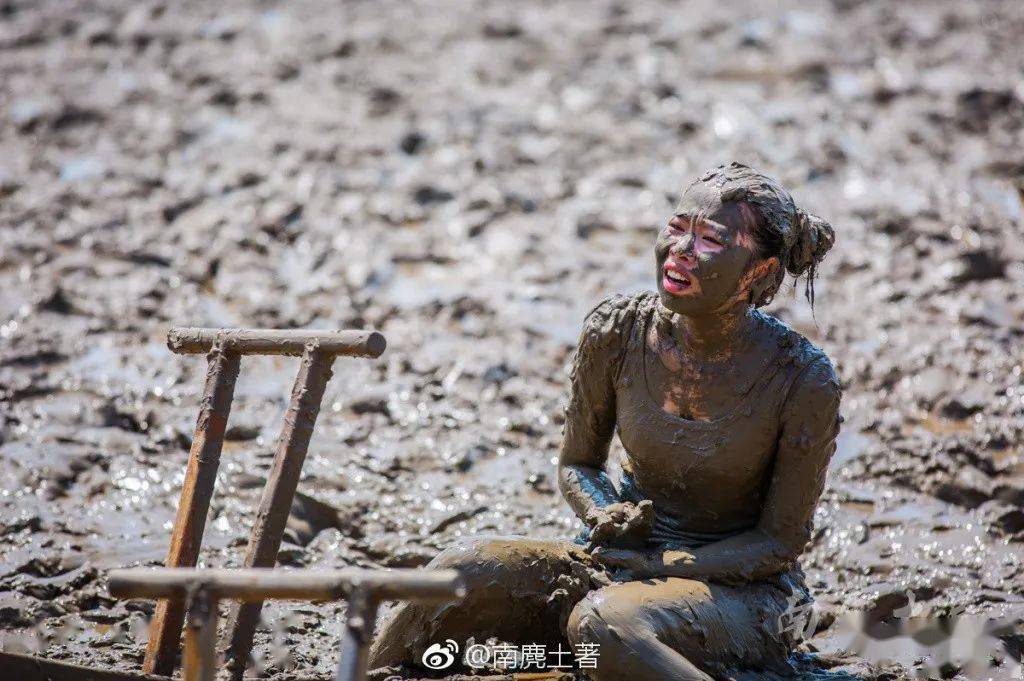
[666,270,688,284]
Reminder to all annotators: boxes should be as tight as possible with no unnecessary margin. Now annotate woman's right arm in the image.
[557,297,630,527]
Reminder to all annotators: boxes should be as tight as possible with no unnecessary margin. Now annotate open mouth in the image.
[662,265,694,295]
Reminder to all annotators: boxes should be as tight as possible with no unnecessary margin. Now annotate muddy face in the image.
[655,184,760,316]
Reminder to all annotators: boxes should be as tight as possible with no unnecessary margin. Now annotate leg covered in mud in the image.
[368,537,602,670]
[566,575,801,681]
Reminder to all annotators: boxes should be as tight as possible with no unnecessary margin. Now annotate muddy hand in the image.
[590,546,663,581]
[586,499,655,547]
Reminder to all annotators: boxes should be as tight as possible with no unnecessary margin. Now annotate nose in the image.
[669,233,696,264]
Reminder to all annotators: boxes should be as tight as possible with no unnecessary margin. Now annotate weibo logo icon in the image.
[421,639,459,670]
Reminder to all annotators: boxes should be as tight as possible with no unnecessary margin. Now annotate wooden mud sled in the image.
[0,327,467,681]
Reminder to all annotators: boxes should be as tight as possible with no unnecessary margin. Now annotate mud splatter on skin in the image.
[656,182,760,318]
[652,183,773,420]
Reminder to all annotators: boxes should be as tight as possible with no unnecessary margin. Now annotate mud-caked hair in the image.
[683,162,835,307]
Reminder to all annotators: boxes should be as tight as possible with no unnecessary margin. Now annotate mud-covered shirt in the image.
[565,291,842,560]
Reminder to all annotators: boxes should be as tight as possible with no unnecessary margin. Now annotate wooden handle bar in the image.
[109,568,465,603]
[166,328,386,358]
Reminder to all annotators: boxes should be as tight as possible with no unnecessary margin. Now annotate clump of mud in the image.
[2,1,1024,679]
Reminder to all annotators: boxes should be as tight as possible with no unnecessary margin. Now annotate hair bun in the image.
[786,210,835,277]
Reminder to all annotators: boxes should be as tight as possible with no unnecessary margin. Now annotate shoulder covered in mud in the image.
[782,343,842,422]
[576,291,655,357]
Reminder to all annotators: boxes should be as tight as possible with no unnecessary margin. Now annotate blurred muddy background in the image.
[2,0,1024,678]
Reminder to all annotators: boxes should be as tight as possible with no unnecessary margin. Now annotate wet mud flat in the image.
[2,0,1024,678]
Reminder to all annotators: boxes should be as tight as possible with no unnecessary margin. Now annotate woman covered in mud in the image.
[369,163,842,680]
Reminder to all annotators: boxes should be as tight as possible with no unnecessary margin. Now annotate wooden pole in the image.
[182,589,218,681]
[221,345,336,678]
[167,328,385,358]
[109,567,466,603]
[335,589,379,681]
[144,346,239,676]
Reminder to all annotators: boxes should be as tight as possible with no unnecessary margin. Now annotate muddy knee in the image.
[427,537,523,588]
[429,538,495,569]
[567,591,649,659]
[568,581,717,655]
[372,538,573,669]
[567,586,718,681]
[430,537,573,591]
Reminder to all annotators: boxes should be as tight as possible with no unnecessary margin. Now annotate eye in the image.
[702,234,723,246]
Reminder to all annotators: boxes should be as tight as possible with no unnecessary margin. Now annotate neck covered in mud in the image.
[655,298,756,362]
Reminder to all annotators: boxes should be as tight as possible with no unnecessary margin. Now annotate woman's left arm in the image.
[596,356,842,582]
